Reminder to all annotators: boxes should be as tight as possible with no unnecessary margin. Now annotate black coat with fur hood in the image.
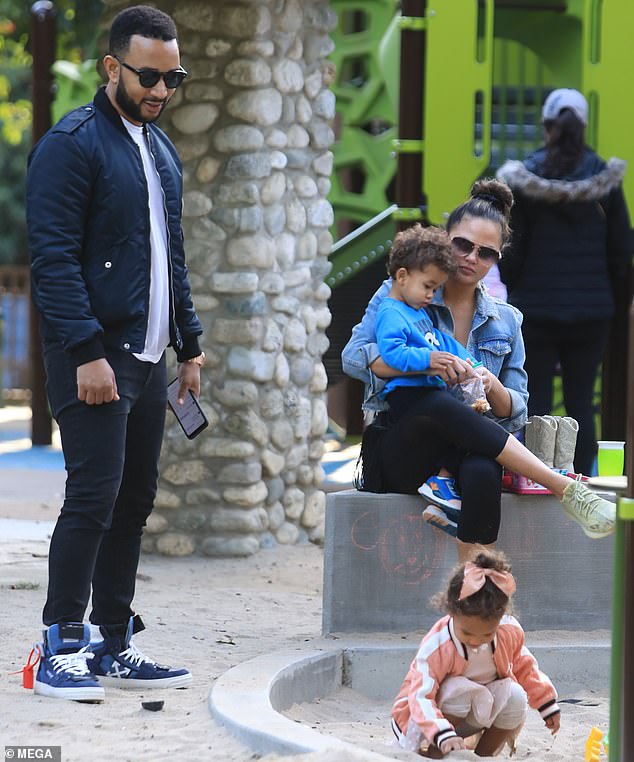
[496,148,632,322]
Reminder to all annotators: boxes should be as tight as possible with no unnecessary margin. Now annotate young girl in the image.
[370,223,616,553]
[391,552,560,757]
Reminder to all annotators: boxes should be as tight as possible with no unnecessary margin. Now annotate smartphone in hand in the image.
[167,378,208,439]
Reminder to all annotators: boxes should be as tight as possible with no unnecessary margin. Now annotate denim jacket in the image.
[341,279,528,432]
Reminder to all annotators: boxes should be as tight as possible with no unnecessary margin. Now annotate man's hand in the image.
[76,358,119,405]
[176,361,201,404]
[544,712,560,735]
[439,736,466,755]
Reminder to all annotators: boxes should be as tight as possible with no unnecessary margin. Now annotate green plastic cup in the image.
[597,441,625,476]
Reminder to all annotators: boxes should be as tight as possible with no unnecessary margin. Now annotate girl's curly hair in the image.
[432,550,514,621]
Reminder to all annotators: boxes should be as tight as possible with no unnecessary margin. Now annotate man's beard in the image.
[115,78,166,124]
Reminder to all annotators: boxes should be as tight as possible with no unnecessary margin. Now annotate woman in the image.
[342,179,613,561]
[497,88,632,474]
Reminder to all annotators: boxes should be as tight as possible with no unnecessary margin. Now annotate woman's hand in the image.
[475,364,494,393]
[474,364,513,418]
[439,736,466,755]
[544,712,560,735]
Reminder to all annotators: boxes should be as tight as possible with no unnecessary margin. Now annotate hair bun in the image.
[470,178,514,219]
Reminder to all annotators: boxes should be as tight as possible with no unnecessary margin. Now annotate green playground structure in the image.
[328,0,634,245]
[325,2,634,758]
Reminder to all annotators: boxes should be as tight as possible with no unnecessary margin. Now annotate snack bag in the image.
[450,373,491,413]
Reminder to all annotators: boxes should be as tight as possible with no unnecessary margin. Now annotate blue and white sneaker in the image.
[34,623,105,702]
[88,616,192,689]
[422,505,458,538]
[418,476,462,522]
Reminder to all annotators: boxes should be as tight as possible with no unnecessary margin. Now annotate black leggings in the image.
[379,387,509,544]
[522,318,610,475]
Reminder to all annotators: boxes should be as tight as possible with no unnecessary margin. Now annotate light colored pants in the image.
[437,676,528,731]
[394,676,527,753]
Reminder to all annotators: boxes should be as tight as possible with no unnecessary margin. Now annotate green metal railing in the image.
[327,204,396,289]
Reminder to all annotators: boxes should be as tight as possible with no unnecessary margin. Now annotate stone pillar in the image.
[102,1,337,556]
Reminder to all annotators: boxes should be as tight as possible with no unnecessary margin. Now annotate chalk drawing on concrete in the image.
[350,511,444,585]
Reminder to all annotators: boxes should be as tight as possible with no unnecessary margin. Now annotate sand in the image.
[0,465,609,762]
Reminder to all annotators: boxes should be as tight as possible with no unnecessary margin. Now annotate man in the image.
[26,6,204,701]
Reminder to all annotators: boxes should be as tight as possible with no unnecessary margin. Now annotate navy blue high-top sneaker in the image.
[88,615,192,689]
[34,623,105,702]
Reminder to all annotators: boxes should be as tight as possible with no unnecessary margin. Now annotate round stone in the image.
[313,89,336,119]
[214,125,264,152]
[228,89,283,126]
[220,5,271,37]
[196,156,221,183]
[312,151,334,176]
[272,60,304,93]
[224,59,271,87]
[261,172,286,204]
[283,487,304,519]
[201,535,260,557]
[172,103,218,134]
[156,533,195,557]
[295,176,318,198]
[182,190,213,218]
[312,399,329,436]
[276,522,299,545]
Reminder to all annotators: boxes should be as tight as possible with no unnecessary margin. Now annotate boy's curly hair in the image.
[386,224,457,279]
[432,550,514,621]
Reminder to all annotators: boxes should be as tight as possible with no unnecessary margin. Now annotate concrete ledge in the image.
[323,490,614,634]
[209,646,393,759]
[209,640,610,757]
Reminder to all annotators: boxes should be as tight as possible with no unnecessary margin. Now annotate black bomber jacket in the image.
[27,87,202,366]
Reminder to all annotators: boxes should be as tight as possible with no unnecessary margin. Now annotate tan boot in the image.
[524,415,558,467]
[553,416,579,472]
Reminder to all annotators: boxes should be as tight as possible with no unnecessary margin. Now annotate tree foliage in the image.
[0,0,102,263]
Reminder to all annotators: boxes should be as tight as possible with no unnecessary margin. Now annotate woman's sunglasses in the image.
[450,236,501,263]
[115,55,188,89]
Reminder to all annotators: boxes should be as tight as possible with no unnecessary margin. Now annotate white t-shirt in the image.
[121,117,170,364]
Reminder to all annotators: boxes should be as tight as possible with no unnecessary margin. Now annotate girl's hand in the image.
[544,712,560,735]
[439,736,466,755]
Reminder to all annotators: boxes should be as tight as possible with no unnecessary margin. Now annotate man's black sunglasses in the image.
[114,55,187,89]
[450,235,501,263]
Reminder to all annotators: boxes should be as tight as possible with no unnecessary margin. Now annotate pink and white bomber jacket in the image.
[391,614,560,749]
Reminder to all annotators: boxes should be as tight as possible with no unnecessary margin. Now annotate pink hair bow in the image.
[458,562,516,601]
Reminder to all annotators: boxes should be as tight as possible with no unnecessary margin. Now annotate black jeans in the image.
[41,342,167,626]
[522,318,610,475]
[380,387,509,545]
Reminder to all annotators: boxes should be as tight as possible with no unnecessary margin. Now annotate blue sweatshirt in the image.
[376,298,473,396]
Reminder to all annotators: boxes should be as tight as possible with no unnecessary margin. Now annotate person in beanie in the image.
[497,88,633,475]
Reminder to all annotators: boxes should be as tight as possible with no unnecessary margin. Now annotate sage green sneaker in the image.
[560,480,615,539]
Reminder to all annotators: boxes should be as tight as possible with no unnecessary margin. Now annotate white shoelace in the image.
[570,483,609,521]
[49,647,93,676]
[119,640,154,668]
